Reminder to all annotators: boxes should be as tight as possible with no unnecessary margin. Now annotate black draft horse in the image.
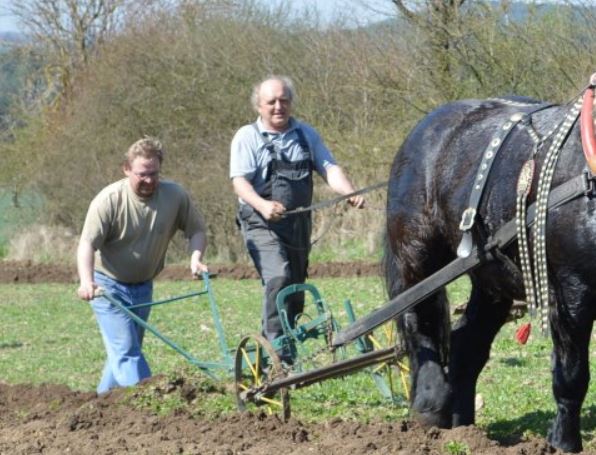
[385,91,596,453]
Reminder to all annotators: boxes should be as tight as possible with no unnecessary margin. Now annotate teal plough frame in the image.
[97,272,234,381]
[97,272,408,404]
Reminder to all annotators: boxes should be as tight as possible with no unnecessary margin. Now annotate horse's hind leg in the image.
[547,288,592,453]
[449,273,513,427]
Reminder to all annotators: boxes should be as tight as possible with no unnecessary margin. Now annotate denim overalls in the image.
[238,126,313,346]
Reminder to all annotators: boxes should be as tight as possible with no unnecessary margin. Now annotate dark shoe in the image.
[279,353,294,367]
[277,346,295,367]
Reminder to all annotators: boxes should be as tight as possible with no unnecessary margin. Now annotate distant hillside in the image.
[506,1,580,20]
[0,31,24,45]
[0,32,36,133]
[366,0,575,31]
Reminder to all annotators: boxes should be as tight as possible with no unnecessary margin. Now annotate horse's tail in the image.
[381,231,407,352]
[382,231,401,300]
[381,229,451,363]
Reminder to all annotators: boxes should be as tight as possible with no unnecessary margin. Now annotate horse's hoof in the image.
[547,428,582,453]
[411,409,451,429]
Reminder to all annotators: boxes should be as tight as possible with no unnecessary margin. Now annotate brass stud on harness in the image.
[528,96,583,334]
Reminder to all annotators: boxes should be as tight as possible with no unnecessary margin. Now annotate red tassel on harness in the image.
[515,322,531,345]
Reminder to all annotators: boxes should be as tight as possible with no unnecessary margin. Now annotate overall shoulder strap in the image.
[293,126,312,161]
[252,122,277,157]
[252,121,312,161]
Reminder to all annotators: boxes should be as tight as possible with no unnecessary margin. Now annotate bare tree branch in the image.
[8,0,140,102]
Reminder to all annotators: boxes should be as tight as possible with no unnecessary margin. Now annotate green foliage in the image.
[0,190,44,257]
[309,236,383,264]
[2,1,596,261]
[443,440,471,455]
[0,50,21,120]
[126,369,234,417]
[0,44,45,135]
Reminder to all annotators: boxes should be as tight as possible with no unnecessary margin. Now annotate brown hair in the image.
[125,136,165,165]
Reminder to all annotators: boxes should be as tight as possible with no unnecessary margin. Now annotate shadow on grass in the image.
[498,357,526,367]
[0,341,23,349]
[485,405,596,444]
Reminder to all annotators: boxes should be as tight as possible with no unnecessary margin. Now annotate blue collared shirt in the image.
[229,117,336,203]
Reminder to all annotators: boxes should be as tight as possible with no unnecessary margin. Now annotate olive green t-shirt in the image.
[81,178,205,283]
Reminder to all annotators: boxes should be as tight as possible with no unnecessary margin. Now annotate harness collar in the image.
[580,74,596,174]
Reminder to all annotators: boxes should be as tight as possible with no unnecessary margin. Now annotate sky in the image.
[0,1,18,33]
[270,0,393,25]
[0,0,393,33]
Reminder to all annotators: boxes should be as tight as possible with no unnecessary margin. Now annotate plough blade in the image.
[332,250,483,347]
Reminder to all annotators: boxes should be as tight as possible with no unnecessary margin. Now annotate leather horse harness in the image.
[457,76,596,333]
[333,75,596,347]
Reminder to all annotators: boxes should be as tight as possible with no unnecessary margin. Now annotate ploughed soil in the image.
[0,260,588,454]
[0,379,577,455]
[0,260,381,284]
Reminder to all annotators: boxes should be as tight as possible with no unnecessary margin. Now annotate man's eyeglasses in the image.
[133,170,160,180]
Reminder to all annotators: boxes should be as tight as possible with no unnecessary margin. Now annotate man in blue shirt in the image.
[229,75,364,359]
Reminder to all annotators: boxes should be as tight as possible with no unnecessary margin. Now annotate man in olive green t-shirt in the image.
[77,137,208,394]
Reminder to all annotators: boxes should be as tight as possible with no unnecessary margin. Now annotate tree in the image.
[390,0,465,100]
[9,0,133,103]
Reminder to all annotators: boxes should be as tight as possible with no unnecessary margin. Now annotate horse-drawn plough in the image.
[97,272,411,420]
[99,73,596,453]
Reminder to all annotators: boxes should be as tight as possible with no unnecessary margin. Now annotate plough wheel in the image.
[234,334,290,421]
[365,321,410,405]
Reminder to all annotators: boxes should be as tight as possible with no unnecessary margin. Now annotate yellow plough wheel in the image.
[366,321,410,404]
[234,334,290,421]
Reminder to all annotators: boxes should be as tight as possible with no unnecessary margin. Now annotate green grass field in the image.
[1,276,595,448]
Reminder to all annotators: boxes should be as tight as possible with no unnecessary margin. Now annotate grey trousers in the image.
[239,209,311,343]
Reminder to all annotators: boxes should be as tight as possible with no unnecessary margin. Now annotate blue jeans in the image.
[91,272,153,394]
